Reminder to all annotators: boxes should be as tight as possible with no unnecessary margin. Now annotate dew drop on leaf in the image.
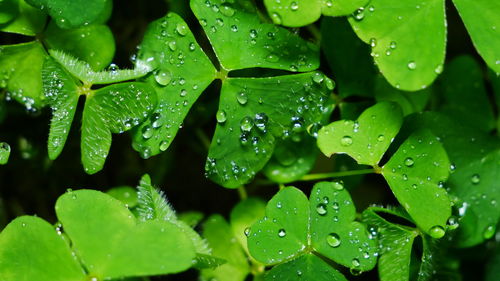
[175,23,188,36]
[142,126,154,139]
[326,233,341,248]
[216,110,227,123]
[237,91,248,105]
[377,134,385,142]
[332,180,344,190]
[265,53,280,63]
[154,70,172,86]
[240,116,254,132]
[407,61,417,70]
[244,227,250,237]
[159,140,169,152]
[404,157,414,167]
[290,1,299,11]
[312,72,324,84]
[316,203,327,216]
[483,224,496,239]
[341,136,353,146]
[278,228,286,238]
[470,173,480,184]
[271,12,282,24]
[429,225,446,238]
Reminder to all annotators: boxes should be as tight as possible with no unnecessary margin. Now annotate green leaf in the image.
[486,246,500,281]
[452,0,500,73]
[262,136,319,183]
[248,187,310,264]
[136,174,211,256]
[229,197,266,254]
[201,215,250,281]
[106,186,138,208]
[374,75,430,116]
[404,112,500,247]
[382,130,451,237]
[131,13,216,157]
[317,102,403,166]
[265,254,348,281]
[362,207,418,281]
[42,56,80,160]
[0,41,47,109]
[56,189,196,279]
[321,16,376,98]
[50,50,149,84]
[0,142,11,164]
[436,55,495,132]
[0,0,46,36]
[264,0,369,27]
[349,0,446,91]
[310,182,378,271]
[206,72,333,188]
[178,211,204,227]
[0,216,86,281]
[44,22,116,71]
[26,0,112,29]
[81,82,157,174]
[0,0,18,24]
[190,0,319,72]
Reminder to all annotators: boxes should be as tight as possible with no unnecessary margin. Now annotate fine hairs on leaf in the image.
[49,49,152,84]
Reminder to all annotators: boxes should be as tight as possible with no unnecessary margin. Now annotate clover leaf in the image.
[0,189,196,281]
[248,181,378,280]
[362,206,454,281]
[317,103,452,237]
[349,0,499,90]
[382,130,451,237]
[201,198,266,281]
[349,0,446,91]
[26,0,112,29]
[264,0,369,27]
[42,56,157,173]
[0,0,46,36]
[404,112,500,247]
[131,3,332,188]
[318,101,403,166]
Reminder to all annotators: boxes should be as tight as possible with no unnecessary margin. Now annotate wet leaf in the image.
[318,102,403,166]
[0,0,46,36]
[190,0,319,71]
[0,142,11,164]
[206,73,332,188]
[349,0,446,91]
[452,0,500,73]
[265,254,348,281]
[264,0,369,27]
[131,13,216,158]
[0,216,86,281]
[382,130,451,237]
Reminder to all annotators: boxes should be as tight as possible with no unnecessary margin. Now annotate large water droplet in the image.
[470,174,480,185]
[142,126,154,139]
[407,61,417,70]
[327,233,341,248]
[154,70,172,86]
[216,110,227,123]
[290,1,299,11]
[429,225,445,238]
[237,91,248,105]
[404,157,414,167]
[316,203,327,216]
[278,229,286,238]
[341,136,353,146]
[240,116,254,132]
[176,23,188,36]
[483,224,496,239]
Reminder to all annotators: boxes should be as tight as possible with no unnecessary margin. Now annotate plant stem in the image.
[298,168,375,182]
[238,186,248,200]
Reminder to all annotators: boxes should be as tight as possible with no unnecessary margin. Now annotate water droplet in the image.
[351,258,360,267]
[240,116,254,132]
[483,224,496,239]
[429,225,445,238]
[278,229,286,237]
[290,1,299,11]
[332,180,344,190]
[142,126,154,139]
[353,7,365,21]
[312,72,324,84]
[471,174,480,184]
[159,140,169,151]
[231,24,238,32]
[254,113,268,131]
[244,227,250,237]
[390,41,397,49]
[407,61,417,70]
[377,134,385,142]
[266,53,280,63]
[176,23,188,36]
[216,110,227,123]
[271,13,282,24]
[237,91,248,105]
[369,38,377,47]
[154,70,172,86]
[341,136,353,146]
[249,29,258,39]
[316,203,327,216]
[220,3,235,17]
[327,233,341,248]
[404,157,414,167]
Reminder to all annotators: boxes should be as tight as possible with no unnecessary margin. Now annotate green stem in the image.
[298,168,375,182]
[238,186,248,200]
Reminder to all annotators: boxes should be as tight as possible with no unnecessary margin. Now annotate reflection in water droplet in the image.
[407,61,417,70]
[240,116,254,132]
[316,203,327,216]
[327,233,341,248]
[216,110,227,123]
[154,70,172,86]
[341,136,353,146]
[278,229,286,237]
[429,225,445,238]
[470,174,480,185]
[404,157,414,167]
